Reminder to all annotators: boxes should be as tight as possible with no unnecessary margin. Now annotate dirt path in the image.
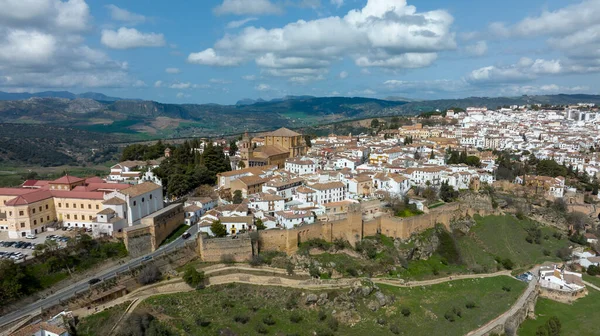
[583,281,600,292]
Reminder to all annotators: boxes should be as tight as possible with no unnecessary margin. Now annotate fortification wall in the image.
[198,234,253,262]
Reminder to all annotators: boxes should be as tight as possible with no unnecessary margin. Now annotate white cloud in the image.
[242,75,257,80]
[210,78,232,84]
[339,71,348,79]
[187,48,242,66]
[165,67,180,74]
[226,17,258,29]
[133,80,146,87]
[0,0,90,32]
[154,80,163,88]
[106,4,146,25]
[190,0,456,80]
[214,0,282,16]
[500,84,592,96]
[347,89,376,96]
[465,41,487,57]
[169,82,192,89]
[384,79,467,93]
[255,83,271,91]
[176,92,190,99]
[101,27,166,49]
[331,0,343,8]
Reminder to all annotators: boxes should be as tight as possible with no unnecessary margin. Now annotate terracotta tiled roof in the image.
[103,197,127,205]
[10,322,67,336]
[5,190,53,206]
[267,127,301,137]
[119,182,161,197]
[50,175,84,184]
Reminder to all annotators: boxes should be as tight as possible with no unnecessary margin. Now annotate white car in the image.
[25,233,36,239]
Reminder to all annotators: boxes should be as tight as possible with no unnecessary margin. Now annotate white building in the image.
[274,210,315,228]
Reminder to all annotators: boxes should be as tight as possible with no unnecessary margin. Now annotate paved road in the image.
[0,225,198,329]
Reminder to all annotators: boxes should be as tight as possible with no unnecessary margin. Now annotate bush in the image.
[286,262,295,276]
[502,285,511,292]
[249,255,264,267]
[401,307,411,317]
[346,267,359,277]
[327,317,339,331]
[263,315,276,326]
[444,311,456,322]
[195,317,210,327]
[221,254,235,264]
[436,227,462,265]
[452,307,462,318]
[315,328,334,336]
[587,265,600,276]
[333,238,351,250]
[377,318,387,325]
[233,314,250,324]
[466,301,477,309]
[137,263,161,285]
[555,247,571,261]
[318,310,327,321]
[286,295,298,310]
[501,258,514,270]
[390,324,401,335]
[255,323,268,334]
[290,312,303,323]
[543,249,551,256]
[182,266,205,289]
[309,264,321,278]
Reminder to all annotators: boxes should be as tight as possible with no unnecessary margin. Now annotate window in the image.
[133,201,137,206]
[9,211,12,216]
[66,203,69,208]
[19,211,24,216]
[40,218,44,223]
[39,206,42,211]
[96,205,99,210]
[33,220,37,225]
[89,215,93,220]
[66,214,70,219]
[47,216,50,220]
[142,197,145,203]
[74,215,78,220]
[20,222,25,228]
[72,203,76,208]
[32,209,36,214]
[150,194,153,199]
[80,204,84,209]
[45,204,48,210]
[88,204,91,209]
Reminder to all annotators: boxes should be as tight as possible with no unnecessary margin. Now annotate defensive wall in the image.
[124,203,185,257]
[197,234,254,262]
[258,200,494,255]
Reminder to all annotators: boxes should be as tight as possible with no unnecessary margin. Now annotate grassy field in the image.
[0,165,110,187]
[519,288,600,335]
[131,276,526,336]
[457,215,572,272]
[582,274,600,288]
[77,301,131,336]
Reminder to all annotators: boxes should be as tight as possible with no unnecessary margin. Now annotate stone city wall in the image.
[197,234,253,262]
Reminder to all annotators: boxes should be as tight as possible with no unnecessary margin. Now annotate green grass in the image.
[396,208,424,217]
[77,301,131,336]
[160,224,188,246]
[519,288,600,335]
[456,215,572,271]
[582,274,600,288]
[313,253,364,276]
[136,276,526,336]
[391,254,470,280]
[428,202,446,209]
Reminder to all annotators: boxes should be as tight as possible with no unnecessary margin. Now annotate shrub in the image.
[309,264,321,278]
[290,312,303,323]
[182,266,205,289]
[436,227,462,265]
[390,324,401,335]
[502,285,511,292]
[587,265,600,276]
[543,249,551,256]
[195,317,210,327]
[346,267,359,277]
[333,238,351,250]
[233,314,250,324]
[286,262,295,276]
[263,315,276,326]
[315,328,333,336]
[444,311,456,322]
[555,247,571,261]
[466,301,477,309]
[501,258,514,270]
[286,295,298,310]
[255,323,268,334]
[221,254,235,264]
[401,308,411,317]
[137,263,161,285]
[377,318,387,325]
[318,310,327,321]
[249,255,264,266]
[452,307,462,318]
[327,317,339,331]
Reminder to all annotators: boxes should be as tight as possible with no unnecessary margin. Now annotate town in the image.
[1,103,600,336]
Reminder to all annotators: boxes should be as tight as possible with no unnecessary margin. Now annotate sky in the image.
[0,0,599,104]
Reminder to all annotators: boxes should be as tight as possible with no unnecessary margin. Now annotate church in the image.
[240,127,308,168]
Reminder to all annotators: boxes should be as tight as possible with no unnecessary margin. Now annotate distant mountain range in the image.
[0,91,126,101]
[0,92,599,139]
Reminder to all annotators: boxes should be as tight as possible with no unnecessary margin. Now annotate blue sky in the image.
[0,0,598,104]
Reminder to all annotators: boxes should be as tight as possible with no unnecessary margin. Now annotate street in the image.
[0,225,198,330]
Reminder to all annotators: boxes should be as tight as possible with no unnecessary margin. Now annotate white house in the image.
[307,182,347,205]
[285,158,317,175]
[103,182,164,226]
[274,210,315,228]
[247,193,285,214]
[539,265,585,292]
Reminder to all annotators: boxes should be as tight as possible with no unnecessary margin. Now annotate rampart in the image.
[197,234,253,262]
[124,203,185,257]
[259,200,494,255]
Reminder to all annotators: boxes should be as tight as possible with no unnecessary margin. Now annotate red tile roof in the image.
[5,190,53,206]
[50,175,85,184]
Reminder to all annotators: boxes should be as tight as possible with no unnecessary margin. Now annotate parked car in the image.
[25,233,36,239]
[182,231,191,239]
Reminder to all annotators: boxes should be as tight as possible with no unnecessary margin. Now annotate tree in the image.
[183,265,205,289]
[233,190,243,204]
[440,181,459,202]
[429,149,435,160]
[304,134,312,147]
[423,187,437,203]
[370,119,380,128]
[228,140,238,156]
[414,150,421,160]
[138,263,161,285]
[465,156,481,167]
[210,220,228,237]
[255,218,266,230]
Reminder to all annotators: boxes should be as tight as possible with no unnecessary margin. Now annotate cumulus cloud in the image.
[154,80,163,88]
[500,84,592,96]
[331,0,344,8]
[106,4,146,25]
[209,78,232,84]
[187,48,242,66]
[384,79,468,94]
[165,67,180,74]
[465,41,487,56]
[339,71,348,79]
[226,17,258,29]
[214,0,282,16]
[0,0,142,89]
[255,83,271,91]
[169,82,192,89]
[242,75,257,80]
[101,27,166,49]
[189,0,456,82]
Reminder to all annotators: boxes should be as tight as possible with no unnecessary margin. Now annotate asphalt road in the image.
[0,225,198,330]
